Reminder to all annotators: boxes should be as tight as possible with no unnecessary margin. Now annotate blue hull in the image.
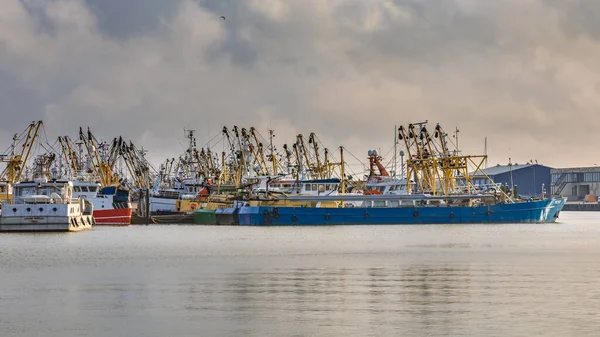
[232,197,566,226]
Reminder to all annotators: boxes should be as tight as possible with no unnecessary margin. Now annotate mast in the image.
[340,146,345,195]
[323,148,330,179]
[484,137,488,168]
[309,133,323,179]
[282,144,293,176]
[297,134,312,179]
[268,129,277,175]
[454,127,460,153]
[292,143,301,181]
[393,125,397,178]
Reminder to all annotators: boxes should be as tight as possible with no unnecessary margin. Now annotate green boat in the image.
[193,208,217,225]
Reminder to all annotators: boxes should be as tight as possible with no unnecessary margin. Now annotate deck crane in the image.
[250,127,271,176]
[296,134,316,179]
[398,122,433,193]
[203,148,216,178]
[79,127,119,187]
[291,142,302,180]
[241,127,266,175]
[266,129,279,176]
[308,133,324,179]
[119,140,154,189]
[398,121,489,196]
[192,148,205,179]
[57,136,82,178]
[367,150,389,178]
[282,144,294,177]
[222,126,244,187]
[0,121,43,185]
[106,137,124,172]
[323,148,331,179]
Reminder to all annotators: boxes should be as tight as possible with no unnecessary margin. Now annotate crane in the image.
[0,121,43,184]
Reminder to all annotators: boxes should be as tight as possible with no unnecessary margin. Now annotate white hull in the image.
[1,184,94,232]
[149,196,177,213]
[0,204,94,232]
[0,215,93,232]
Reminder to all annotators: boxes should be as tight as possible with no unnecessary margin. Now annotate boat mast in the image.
[268,129,277,175]
[393,125,397,178]
[340,146,345,194]
[484,137,488,168]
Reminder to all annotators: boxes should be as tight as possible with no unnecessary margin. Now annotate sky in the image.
[2,0,600,176]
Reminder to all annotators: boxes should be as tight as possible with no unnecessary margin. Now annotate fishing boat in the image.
[246,175,342,196]
[150,177,205,214]
[234,194,566,225]
[149,129,207,214]
[193,176,343,224]
[193,194,234,225]
[73,180,132,225]
[0,178,94,232]
[209,122,567,226]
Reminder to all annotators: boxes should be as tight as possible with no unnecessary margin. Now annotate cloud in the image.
[1,0,599,174]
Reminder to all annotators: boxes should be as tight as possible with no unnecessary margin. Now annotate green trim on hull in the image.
[193,209,217,225]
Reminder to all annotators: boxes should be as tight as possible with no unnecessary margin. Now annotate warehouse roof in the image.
[471,163,549,176]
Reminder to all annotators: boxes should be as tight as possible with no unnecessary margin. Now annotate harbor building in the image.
[551,166,600,201]
[471,163,552,198]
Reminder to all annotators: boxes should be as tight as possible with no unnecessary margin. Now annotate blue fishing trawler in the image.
[235,194,566,226]
[213,121,567,226]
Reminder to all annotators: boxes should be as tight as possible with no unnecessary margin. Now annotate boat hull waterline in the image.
[93,207,133,226]
[0,203,94,232]
[225,197,567,226]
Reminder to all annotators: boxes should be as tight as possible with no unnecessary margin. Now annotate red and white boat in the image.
[73,181,132,226]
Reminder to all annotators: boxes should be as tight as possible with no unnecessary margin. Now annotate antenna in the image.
[509,157,514,191]
[393,125,397,178]
[453,127,460,152]
[484,137,488,168]
[184,127,196,149]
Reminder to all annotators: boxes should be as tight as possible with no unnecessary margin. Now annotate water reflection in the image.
[190,265,473,336]
[2,216,600,336]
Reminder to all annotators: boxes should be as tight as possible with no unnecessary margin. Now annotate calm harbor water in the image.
[1,212,600,336]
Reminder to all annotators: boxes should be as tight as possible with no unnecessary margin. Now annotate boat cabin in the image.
[365,177,411,195]
[73,181,101,198]
[249,176,341,196]
[293,179,341,195]
[11,179,73,204]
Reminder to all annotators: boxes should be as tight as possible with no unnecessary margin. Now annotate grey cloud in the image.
[0,0,599,171]
[546,0,600,40]
[84,0,179,38]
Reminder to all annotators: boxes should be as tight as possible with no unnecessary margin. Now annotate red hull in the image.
[93,208,132,226]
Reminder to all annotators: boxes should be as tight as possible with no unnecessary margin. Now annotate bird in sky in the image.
[220,16,226,20]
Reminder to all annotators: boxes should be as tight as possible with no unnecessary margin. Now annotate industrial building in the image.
[471,163,552,198]
[551,166,600,201]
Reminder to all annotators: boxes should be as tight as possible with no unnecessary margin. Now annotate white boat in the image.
[0,178,94,232]
[149,129,206,214]
[150,177,204,214]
